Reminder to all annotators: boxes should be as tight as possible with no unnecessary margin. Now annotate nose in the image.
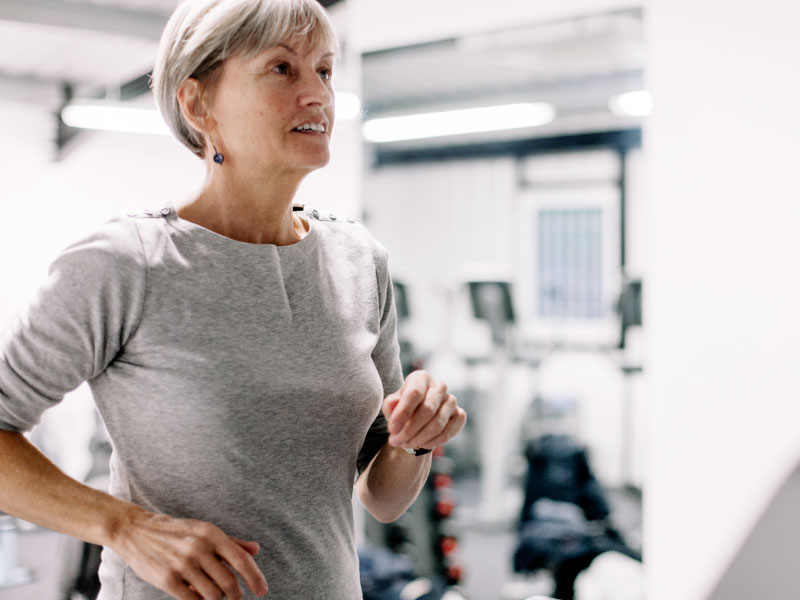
[298,70,333,108]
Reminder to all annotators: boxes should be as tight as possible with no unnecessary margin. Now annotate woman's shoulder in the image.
[304,205,389,260]
[57,212,146,264]
[53,206,174,276]
[35,213,150,317]
[119,205,178,254]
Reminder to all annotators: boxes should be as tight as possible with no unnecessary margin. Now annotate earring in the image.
[212,144,224,165]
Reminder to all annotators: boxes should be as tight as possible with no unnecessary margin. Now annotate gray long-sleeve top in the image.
[0,203,404,599]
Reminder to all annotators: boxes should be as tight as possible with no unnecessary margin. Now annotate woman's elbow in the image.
[365,505,404,524]
[355,482,404,523]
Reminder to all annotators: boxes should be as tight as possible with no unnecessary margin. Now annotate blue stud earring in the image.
[212,144,224,165]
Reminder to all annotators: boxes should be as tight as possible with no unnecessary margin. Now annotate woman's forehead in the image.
[239,39,334,65]
[270,36,335,57]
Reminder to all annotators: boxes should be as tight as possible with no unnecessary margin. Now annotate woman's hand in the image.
[110,508,268,600]
[382,370,467,451]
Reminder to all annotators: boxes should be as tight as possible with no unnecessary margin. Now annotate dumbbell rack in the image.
[363,445,466,591]
[424,446,464,586]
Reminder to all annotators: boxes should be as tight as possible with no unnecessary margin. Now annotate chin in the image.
[306,153,331,171]
[281,146,330,175]
[294,159,330,178]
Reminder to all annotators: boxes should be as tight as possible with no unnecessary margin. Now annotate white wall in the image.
[363,157,517,354]
[644,0,800,598]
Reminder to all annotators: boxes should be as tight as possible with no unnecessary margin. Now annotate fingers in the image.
[381,391,402,422]
[386,372,429,435]
[180,564,225,600]
[197,552,246,600]
[402,394,458,449]
[418,406,467,449]
[213,532,269,597]
[114,511,267,600]
[165,576,202,600]
[231,535,260,556]
[384,371,467,451]
[168,525,267,599]
[389,378,449,447]
[161,532,246,600]
[387,371,442,437]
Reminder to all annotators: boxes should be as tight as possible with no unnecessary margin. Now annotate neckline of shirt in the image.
[163,202,320,253]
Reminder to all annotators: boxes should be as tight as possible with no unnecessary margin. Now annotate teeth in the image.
[294,122,325,132]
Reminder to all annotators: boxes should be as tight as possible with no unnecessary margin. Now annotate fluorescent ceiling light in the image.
[335,92,362,120]
[362,102,556,143]
[62,101,170,135]
[608,90,653,117]
[63,92,362,134]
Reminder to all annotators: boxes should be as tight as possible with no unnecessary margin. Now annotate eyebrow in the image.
[274,43,334,60]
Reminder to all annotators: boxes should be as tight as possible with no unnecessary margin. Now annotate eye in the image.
[272,62,291,75]
[318,67,332,81]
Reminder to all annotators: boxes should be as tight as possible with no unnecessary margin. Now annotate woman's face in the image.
[207,37,335,176]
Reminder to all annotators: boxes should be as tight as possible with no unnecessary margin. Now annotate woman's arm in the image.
[0,430,130,546]
[356,370,466,523]
[355,443,432,523]
[0,430,268,600]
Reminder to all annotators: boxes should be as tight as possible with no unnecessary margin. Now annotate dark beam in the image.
[372,129,642,167]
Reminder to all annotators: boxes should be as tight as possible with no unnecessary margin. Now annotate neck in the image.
[179,163,309,245]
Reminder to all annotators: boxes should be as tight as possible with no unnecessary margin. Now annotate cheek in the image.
[218,86,273,125]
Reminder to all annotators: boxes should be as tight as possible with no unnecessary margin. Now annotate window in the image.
[538,208,604,318]
[515,150,622,344]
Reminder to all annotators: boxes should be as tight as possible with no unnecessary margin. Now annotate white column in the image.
[644,1,800,599]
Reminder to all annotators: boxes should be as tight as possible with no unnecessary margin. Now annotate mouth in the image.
[292,122,327,134]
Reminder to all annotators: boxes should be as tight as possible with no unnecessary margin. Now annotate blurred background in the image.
[0,0,798,599]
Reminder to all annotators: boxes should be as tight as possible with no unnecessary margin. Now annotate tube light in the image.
[61,101,171,135]
[63,92,362,135]
[362,102,556,143]
[608,90,653,117]
[335,92,362,120]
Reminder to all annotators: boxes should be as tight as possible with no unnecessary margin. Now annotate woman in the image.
[0,0,466,598]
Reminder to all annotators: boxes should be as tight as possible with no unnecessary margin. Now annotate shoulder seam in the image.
[126,207,172,219]
[124,219,149,348]
[304,206,357,224]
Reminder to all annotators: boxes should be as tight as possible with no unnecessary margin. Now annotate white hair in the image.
[151,0,337,159]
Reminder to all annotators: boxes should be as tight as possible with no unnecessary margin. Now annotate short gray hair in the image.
[151,0,337,159]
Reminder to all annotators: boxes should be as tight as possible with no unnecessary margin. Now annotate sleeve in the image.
[0,217,147,433]
[356,239,405,478]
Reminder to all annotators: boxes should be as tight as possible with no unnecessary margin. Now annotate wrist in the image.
[102,500,150,550]
[403,446,433,456]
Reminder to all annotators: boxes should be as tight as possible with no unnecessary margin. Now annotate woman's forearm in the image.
[0,429,269,597]
[0,430,142,547]
[355,442,432,523]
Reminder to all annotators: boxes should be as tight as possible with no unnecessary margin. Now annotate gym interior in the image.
[1,1,798,599]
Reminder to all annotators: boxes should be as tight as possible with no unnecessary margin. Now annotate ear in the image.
[176,77,216,135]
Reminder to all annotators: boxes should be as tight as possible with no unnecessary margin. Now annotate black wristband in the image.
[404,447,432,456]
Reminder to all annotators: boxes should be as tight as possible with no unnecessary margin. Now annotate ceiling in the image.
[363,11,642,112]
[0,0,342,105]
[360,9,644,146]
[0,1,643,148]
